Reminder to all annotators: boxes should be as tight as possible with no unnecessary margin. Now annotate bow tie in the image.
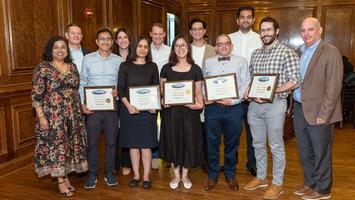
[218,56,230,61]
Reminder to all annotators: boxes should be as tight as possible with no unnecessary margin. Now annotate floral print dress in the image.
[31,61,88,177]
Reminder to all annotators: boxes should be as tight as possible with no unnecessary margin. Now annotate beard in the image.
[262,34,277,46]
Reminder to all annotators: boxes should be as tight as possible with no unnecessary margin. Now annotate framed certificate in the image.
[248,74,279,102]
[163,80,195,106]
[84,86,116,111]
[204,73,238,101]
[129,85,161,111]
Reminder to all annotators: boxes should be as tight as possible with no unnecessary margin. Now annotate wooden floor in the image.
[1,123,355,200]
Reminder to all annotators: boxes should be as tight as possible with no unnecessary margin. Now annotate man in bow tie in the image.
[202,34,250,192]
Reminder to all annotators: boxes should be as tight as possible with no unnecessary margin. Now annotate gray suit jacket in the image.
[301,40,343,125]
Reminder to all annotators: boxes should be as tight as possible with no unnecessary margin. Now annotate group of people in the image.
[31,5,343,200]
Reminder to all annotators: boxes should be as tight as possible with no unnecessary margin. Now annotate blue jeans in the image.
[205,103,243,179]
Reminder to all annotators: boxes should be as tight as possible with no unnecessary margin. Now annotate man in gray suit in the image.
[293,17,343,200]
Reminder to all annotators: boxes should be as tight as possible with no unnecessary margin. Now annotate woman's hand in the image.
[185,99,203,110]
[39,117,49,131]
[148,109,156,114]
[127,104,139,114]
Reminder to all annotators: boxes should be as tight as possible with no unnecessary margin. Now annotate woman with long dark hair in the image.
[118,36,159,189]
[112,28,132,176]
[159,35,204,190]
[32,36,88,197]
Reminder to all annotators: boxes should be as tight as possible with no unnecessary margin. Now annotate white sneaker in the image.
[182,178,192,189]
[169,178,180,190]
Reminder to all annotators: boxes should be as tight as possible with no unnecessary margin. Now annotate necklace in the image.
[50,62,69,74]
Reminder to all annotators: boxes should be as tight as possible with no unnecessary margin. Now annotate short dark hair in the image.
[259,16,280,30]
[65,23,81,33]
[237,6,255,18]
[129,36,152,63]
[42,36,72,63]
[188,18,207,30]
[169,35,194,66]
[112,28,131,57]
[96,28,113,39]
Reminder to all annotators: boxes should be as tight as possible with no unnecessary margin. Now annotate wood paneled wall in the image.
[182,0,355,62]
[0,0,182,175]
[1,0,354,175]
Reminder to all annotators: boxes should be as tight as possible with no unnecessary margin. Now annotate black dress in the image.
[159,63,204,168]
[118,61,159,148]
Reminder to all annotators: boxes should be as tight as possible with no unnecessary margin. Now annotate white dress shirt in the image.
[151,43,171,73]
[229,30,262,65]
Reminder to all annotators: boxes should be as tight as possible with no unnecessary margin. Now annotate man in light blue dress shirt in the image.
[79,28,122,189]
[203,34,250,191]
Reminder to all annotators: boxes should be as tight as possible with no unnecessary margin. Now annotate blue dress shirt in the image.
[293,40,321,103]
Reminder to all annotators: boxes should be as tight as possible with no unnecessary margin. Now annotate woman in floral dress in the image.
[31,36,88,197]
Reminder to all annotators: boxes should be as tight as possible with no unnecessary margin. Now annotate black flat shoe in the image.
[248,167,257,177]
[142,180,152,189]
[128,179,140,187]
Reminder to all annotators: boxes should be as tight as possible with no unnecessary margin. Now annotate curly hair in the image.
[42,36,72,63]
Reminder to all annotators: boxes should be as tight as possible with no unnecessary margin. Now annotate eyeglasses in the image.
[98,37,112,43]
[174,44,188,49]
[216,41,231,47]
[259,28,274,34]
[191,28,204,33]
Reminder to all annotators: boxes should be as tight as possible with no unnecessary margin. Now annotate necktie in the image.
[218,56,230,61]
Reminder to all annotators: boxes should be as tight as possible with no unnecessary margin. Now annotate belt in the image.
[212,103,234,108]
[293,100,301,104]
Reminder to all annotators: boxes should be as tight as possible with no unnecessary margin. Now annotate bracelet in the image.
[37,112,44,118]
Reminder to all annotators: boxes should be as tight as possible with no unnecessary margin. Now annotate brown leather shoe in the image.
[263,184,284,199]
[301,191,331,200]
[226,178,239,191]
[294,185,313,196]
[204,179,217,191]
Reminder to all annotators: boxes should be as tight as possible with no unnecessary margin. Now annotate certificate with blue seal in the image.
[84,86,116,111]
[129,85,161,111]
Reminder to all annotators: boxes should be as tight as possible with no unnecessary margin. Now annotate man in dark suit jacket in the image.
[65,23,90,74]
[293,17,343,200]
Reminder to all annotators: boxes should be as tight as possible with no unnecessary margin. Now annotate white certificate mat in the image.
[248,74,279,102]
[204,73,238,101]
[163,80,195,105]
[84,86,116,111]
[129,85,161,111]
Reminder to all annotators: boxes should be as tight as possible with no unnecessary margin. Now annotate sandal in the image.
[64,176,75,192]
[58,181,74,197]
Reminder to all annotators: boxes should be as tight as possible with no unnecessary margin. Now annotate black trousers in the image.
[86,111,118,175]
